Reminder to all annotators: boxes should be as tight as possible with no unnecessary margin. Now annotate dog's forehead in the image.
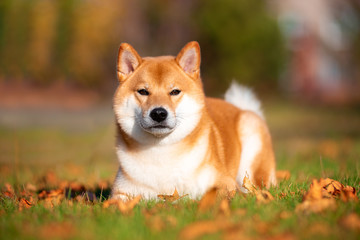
[137,57,181,85]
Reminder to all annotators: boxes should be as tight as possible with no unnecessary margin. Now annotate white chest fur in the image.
[114,134,216,199]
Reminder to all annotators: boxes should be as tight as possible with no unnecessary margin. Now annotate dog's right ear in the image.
[117,43,142,82]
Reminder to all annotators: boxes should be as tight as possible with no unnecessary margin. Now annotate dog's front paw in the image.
[215,176,238,198]
[111,190,132,201]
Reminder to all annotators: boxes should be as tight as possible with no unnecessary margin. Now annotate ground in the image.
[0,97,359,239]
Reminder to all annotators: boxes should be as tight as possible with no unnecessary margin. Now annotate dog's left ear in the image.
[176,41,201,79]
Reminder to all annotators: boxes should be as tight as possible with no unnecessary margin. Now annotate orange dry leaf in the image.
[314,178,358,201]
[296,178,358,214]
[296,179,335,213]
[278,192,287,199]
[19,198,33,211]
[242,176,274,204]
[147,215,165,232]
[341,185,358,202]
[221,222,245,240]
[118,195,141,213]
[303,179,330,201]
[255,190,274,204]
[41,171,59,186]
[25,183,37,192]
[320,178,343,196]
[242,176,256,193]
[145,214,178,232]
[339,213,360,231]
[279,211,292,219]
[103,195,141,214]
[218,199,231,216]
[39,222,75,239]
[179,219,235,240]
[97,180,109,190]
[319,140,339,158]
[38,189,64,208]
[2,183,15,198]
[233,208,247,217]
[295,198,336,214]
[198,188,218,212]
[158,188,187,202]
[102,199,119,208]
[309,178,357,202]
[38,189,63,199]
[276,170,291,181]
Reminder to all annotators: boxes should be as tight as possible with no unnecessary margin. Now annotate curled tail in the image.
[224,81,264,120]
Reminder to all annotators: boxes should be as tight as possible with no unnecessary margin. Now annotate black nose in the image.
[150,107,168,122]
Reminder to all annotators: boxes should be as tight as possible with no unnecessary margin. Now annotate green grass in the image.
[1,100,360,239]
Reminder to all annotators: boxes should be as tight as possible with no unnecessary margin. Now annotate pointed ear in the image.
[175,41,201,78]
[117,43,142,82]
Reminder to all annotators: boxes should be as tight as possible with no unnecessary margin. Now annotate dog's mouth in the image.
[151,125,168,129]
[139,122,175,137]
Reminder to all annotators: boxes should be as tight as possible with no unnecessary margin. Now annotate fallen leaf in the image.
[339,213,360,231]
[307,222,331,236]
[103,195,141,214]
[25,183,37,192]
[102,198,119,209]
[40,171,59,186]
[198,188,218,213]
[278,192,287,199]
[2,183,14,198]
[222,224,245,240]
[279,211,292,219]
[158,188,187,202]
[303,179,330,201]
[276,170,291,181]
[147,215,165,232]
[341,185,358,202]
[97,180,109,190]
[233,208,247,217]
[296,196,336,213]
[255,190,274,204]
[319,140,339,158]
[179,219,235,240]
[218,199,231,216]
[39,222,75,239]
[19,198,33,211]
[267,232,296,240]
[242,177,274,204]
[38,189,63,199]
[145,215,178,232]
[38,189,64,208]
[117,195,141,214]
[165,215,178,227]
[297,178,358,213]
[254,220,271,234]
[242,176,256,193]
[320,178,343,196]
[75,195,86,203]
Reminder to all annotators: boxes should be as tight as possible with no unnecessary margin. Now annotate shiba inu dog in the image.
[112,41,276,200]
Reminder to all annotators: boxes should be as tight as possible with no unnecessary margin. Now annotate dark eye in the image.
[170,89,181,96]
[137,89,149,96]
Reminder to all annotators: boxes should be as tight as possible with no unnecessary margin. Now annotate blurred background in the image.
[0,0,360,185]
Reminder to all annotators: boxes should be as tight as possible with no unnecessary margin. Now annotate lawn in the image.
[1,99,359,239]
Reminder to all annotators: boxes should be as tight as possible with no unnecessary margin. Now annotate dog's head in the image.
[113,42,205,144]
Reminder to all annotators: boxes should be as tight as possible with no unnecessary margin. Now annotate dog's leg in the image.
[236,111,276,192]
[111,168,158,200]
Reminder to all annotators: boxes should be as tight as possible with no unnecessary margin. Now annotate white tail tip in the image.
[224,81,264,120]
